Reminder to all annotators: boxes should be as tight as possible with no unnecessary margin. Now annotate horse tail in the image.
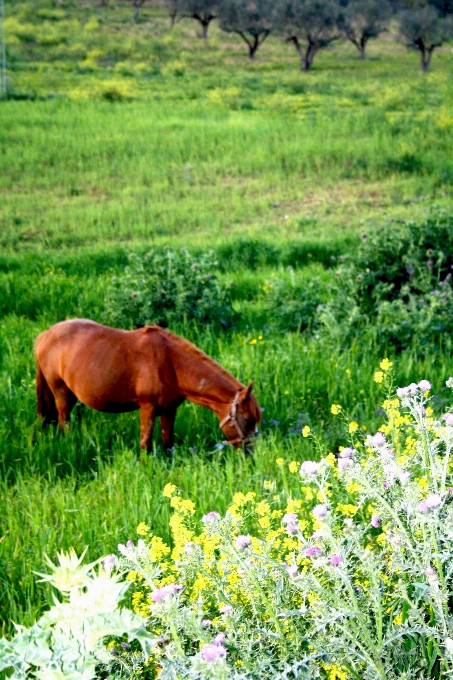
[36,363,57,425]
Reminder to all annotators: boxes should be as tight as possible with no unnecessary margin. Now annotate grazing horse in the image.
[35,319,261,452]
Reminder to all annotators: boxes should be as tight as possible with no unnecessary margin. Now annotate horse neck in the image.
[172,345,241,415]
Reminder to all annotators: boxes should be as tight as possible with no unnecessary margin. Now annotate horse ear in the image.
[240,382,254,402]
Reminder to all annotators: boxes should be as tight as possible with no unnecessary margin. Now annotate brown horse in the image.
[35,319,261,452]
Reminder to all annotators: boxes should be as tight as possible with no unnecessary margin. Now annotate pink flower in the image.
[370,432,386,447]
[418,380,432,392]
[151,584,183,602]
[426,494,442,508]
[300,461,320,475]
[305,546,321,557]
[418,500,429,513]
[285,522,298,535]
[103,554,116,573]
[371,514,380,528]
[399,471,411,485]
[285,563,298,577]
[126,540,134,548]
[282,513,298,525]
[202,511,221,523]
[235,535,251,549]
[213,633,226,645]
[397,387,409,398]
[443,413,453,426]
[219,604,233,614]
[202,619,212,627]
[201,643,227,661]
[340,447,354,458]
[338,457,353,471]
[424,566,436,577]
[408,382,419,394]
[330,554,342,566]
[312,504,328,519]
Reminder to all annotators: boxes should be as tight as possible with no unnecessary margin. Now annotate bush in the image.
[318,209,453,348]
[104,248,236,331]
[263,267,333,333]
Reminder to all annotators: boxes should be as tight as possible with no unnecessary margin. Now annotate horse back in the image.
[35,320,172,411]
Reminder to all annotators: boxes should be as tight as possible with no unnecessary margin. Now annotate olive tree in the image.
[217,0,274,59]
[399,4,453,70]
[129,0,147,22]
[180,0,219,40]
[340,0,392,58]
[275,0,342,71]
[165,0,184,26]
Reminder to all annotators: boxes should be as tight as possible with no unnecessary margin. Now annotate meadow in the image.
[1,0,453,641]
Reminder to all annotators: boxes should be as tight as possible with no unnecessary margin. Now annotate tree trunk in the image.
[201,20,208,42]
[170,11,176,27]
[134,2,140,22]
[359,37,367,59]
[421,46,434,71]
[304,42,317,71]
[248,36,259,60]
[288,36,304,70]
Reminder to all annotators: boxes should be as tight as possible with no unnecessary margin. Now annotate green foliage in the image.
[104,249,236,330]
[346,209,453,346]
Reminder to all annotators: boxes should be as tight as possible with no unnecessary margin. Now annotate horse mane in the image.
[146,326,243,389]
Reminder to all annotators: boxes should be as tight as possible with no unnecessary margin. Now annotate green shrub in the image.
[352,209,453,314]
[318,209,453,348]
[263,267,332,333]
[104,248,236,331]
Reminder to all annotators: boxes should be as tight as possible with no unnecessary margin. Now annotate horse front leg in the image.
[139,403,157,453]
[160,406,177,454]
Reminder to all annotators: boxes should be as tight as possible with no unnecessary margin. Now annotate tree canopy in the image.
[274,0,342,71]
[340,0,392,58]
[180,0,219,40]
[399,3,453,69]
[217,0,274,58]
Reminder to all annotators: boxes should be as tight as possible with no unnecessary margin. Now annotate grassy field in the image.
[1,0,453,636]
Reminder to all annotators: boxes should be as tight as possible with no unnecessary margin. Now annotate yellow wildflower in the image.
[289,461,299,473]
[337,503,358,517]
[349,421,359,434]
[393,612,403,625]
[302,426,311,438]
[163,483,177,498]
[256,500,271,516]
[324,452,336,467]
[249,339,257,345]
[374,371,384,384]
[276,458,284,467]
[259,515,271,529]
[330,404,341,415]
[136,522,150,536]
[380,358,393,371]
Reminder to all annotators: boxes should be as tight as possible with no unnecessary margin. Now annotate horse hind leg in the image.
[53,383,77,431]
[36,365,58,427]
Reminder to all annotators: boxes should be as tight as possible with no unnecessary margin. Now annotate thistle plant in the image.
[0,549,154,680]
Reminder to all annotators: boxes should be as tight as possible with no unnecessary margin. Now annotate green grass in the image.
[2,0,453,638]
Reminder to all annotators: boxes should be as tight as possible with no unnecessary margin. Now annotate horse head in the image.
[219,382,262,453]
